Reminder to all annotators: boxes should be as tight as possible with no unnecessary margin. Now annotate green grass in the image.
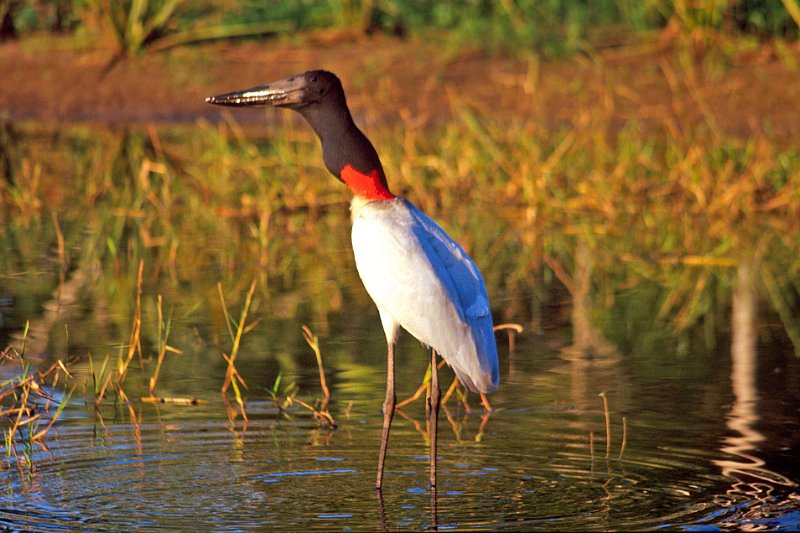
[1,1,798,57]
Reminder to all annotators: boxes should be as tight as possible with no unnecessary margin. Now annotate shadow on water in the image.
[1,119,799,530]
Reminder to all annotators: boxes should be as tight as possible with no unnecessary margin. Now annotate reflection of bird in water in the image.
[207,70,499,490]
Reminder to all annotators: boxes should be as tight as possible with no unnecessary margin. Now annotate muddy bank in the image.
[1,34,799,137]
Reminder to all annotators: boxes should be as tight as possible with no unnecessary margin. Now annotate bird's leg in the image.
[376,490,388,532]
[430,481,438,530]
[428,348,440,488]
[376,342,396,490]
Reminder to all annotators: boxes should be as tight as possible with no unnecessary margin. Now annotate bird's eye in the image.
[309,74,317,82]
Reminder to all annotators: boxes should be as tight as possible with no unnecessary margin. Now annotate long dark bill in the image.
[205,74,308,107]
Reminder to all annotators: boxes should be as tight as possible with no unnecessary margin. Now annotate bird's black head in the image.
[206,70,391,198]
[205,70,344,111]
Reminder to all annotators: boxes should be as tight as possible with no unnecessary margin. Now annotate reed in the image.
[590,392,629,465]
[294,326,334,428]
[0,343,73,470]
[218,279,258,426]
[494,323,524,354]
[599,391,612,459]
[120,259,144,381]
[266,372,297,415]
[147,294,184,396]
[86,259,145,422]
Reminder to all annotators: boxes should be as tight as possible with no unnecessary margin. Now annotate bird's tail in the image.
[445,324,499,394]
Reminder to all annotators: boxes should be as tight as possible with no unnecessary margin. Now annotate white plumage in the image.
[351,196,499,393]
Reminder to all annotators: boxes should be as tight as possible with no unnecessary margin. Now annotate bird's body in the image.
[351,196,498,393]
[206,70,499,490]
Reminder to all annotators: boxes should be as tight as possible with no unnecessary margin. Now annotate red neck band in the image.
[340,164,395,200]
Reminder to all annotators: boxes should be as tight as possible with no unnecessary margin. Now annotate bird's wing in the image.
[404,201,499,391]
[403,202,486,322]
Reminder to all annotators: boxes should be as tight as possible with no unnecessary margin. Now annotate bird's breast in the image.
[350,198,439,314]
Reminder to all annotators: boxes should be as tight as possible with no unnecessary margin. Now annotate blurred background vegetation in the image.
[0,0,798,57]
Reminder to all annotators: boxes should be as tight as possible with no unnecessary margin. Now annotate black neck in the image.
[296,100,389,188]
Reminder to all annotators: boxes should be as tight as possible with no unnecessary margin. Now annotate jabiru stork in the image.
[206,70,499,490]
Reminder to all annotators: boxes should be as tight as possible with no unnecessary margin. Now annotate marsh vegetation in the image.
[1,1,799,529]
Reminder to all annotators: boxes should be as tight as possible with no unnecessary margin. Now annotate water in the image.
[2,318,798,530]
[1,123,799,530]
